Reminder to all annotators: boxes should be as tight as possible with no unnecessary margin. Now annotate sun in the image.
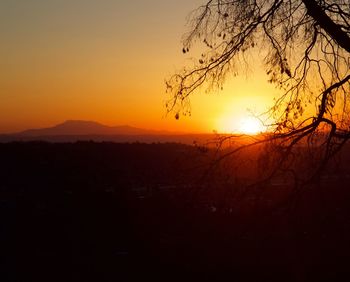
[238,116,265,134]
[217,114,266,135]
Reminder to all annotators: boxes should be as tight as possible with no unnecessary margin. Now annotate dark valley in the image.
[2,141,350,281]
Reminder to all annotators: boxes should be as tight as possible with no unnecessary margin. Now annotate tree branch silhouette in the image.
[166,0,350,184]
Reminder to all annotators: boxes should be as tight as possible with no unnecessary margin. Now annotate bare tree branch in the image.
[166,0,350,185]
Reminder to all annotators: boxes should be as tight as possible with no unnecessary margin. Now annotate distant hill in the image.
[0,120,213,144]
[17,120,174,136]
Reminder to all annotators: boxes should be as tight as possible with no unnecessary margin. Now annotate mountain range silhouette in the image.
[16,120,175,136]
[0,120,210,144]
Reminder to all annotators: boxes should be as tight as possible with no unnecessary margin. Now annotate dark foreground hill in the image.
[1,142,350,281]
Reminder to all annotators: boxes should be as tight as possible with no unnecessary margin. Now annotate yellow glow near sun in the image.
[217,115,266,135]
[238,116,265,134]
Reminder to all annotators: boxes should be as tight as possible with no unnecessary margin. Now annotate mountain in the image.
[0,120,212,144]
[16,120,174,136]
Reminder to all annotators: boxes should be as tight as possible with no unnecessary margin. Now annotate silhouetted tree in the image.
[167,0,350,180]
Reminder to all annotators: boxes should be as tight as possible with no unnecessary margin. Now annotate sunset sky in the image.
[0,0,281,134]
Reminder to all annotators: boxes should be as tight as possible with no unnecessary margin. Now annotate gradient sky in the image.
[0,0,280,133]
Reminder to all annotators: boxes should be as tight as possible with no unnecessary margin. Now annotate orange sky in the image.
[0,0,280,134]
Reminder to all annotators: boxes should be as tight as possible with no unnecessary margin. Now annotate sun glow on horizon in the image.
[218,115,266,135]
[238,116,266,134]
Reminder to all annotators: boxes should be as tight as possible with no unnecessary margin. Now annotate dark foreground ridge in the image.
[1,142,350,281]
